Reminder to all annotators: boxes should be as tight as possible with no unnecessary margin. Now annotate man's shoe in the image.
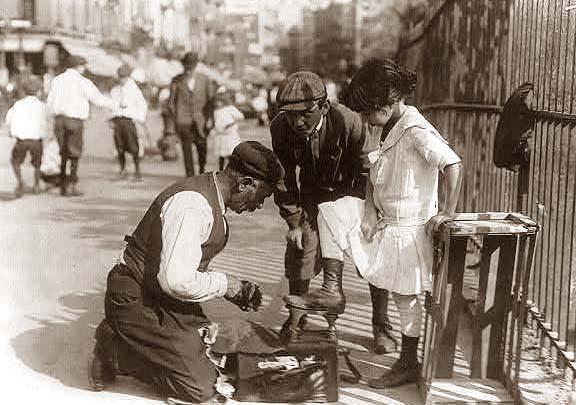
[373,324,398,355]
[367,360,421,389]
[133,172,143,182]
[14,184,23,198]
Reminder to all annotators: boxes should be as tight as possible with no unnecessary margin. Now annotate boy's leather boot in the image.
[284,258,345,313]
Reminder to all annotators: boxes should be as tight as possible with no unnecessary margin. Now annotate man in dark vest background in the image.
[88,141,285,404]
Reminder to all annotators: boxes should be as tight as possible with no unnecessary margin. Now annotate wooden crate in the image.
[419,213,539,404]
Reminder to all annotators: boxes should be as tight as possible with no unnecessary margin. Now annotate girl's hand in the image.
[425,211,455,235]
[361,208,378,241]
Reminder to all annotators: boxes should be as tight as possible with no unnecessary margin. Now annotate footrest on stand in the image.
[285,302,339,342]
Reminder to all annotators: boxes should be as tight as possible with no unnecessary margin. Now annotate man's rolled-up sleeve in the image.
[157,191,228,302]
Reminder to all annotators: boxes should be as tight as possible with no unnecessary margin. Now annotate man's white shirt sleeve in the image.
[156,191,228,302]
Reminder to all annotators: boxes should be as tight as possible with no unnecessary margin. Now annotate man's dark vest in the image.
[122,173,228,311]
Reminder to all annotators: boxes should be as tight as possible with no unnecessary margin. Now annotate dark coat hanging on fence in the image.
[493,82,535,172]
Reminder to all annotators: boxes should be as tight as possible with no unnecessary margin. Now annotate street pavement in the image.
[0,108,426,404]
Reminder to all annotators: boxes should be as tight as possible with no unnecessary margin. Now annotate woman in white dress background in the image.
[316,58,463,388]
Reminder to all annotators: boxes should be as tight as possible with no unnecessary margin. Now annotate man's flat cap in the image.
[277,71,327,111]
[117,64,133,78]
[67,54,88,68]
[229,141,286,192]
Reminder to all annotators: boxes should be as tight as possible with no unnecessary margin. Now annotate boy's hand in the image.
[286,227,304,251]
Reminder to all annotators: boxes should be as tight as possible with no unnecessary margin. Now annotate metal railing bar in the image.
[420,103,576,125]
[564,127,574,351]
[556,8,571,345]
[571,126,576,352]
[550,0,564,337]
[519,0,528,85]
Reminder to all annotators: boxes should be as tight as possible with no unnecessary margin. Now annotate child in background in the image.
[212,88,244,171]
[5,76,48,197]
[110,64,148,181]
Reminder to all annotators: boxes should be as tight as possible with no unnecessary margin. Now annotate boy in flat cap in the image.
[47,54,117,196]
[5,76,47,197]
[271,71,395,353]
[89,141,285,404]
[166,51,215,177]
[110,64,148,180]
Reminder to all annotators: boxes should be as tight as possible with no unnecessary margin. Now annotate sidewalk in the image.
[0,114,424,405]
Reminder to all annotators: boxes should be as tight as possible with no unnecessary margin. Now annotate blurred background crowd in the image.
[0,0,427,128]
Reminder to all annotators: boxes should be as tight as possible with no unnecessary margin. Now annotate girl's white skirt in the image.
[317,196,433,295]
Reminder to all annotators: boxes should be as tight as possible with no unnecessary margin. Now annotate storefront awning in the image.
[0,33,49,52]
[58,39,122,78]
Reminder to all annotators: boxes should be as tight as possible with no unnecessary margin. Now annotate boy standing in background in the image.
[110,64,148,181]
[5,76,48,198]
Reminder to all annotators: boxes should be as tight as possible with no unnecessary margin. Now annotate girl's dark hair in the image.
[344,58,417,112]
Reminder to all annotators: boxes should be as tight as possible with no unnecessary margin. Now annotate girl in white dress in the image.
[212,89,244,171]
[317,59,463,388]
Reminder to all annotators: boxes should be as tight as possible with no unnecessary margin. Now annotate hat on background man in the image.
[21,76,42,96]
[228,141,286,192]
[67,54,88,68]
[277,71,327,112]
[180,52,199,69]
[117,64,133,79]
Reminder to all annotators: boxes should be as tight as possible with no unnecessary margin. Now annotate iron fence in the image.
[398,0,576,380]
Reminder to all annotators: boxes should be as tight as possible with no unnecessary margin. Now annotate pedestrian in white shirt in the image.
[5,76,47,198]
[110,64,148,181]
[212,89,244,171]
[47,54,117,196]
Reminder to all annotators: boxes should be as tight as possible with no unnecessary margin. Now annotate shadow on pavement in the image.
[10,288,163,401]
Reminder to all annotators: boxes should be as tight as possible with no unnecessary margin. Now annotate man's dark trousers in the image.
[176,123,207,177]
[54,115,84,188]
[99,264,217,402]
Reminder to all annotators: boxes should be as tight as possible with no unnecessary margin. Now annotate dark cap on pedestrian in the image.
[67,54,88,68]
[117,64,133,78]
[181,52,199,69]
[228,141,286,192]
[22,76,42,95]
[277,71,327,111]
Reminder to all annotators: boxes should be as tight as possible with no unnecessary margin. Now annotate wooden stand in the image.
[420,213,539,404]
